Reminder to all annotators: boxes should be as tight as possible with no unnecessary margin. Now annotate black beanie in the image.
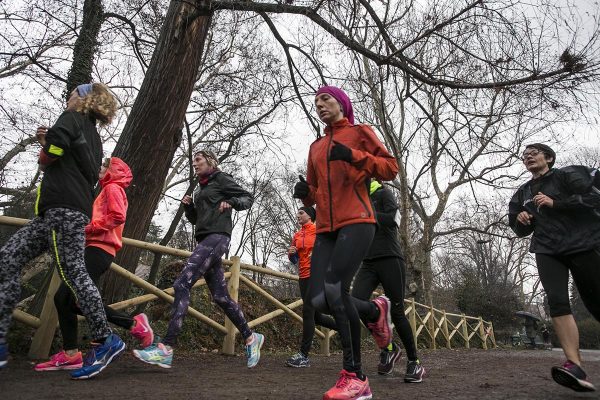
[525,143,556,168]
[299,206,316,222]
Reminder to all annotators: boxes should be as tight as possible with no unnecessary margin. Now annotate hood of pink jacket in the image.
[100,157,132,189]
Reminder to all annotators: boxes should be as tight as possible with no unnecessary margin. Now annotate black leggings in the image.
[299,278,337,356]
[351,256,418,360]
[54,246,133,350]
[307,224,378,374]
[536,249,600,320]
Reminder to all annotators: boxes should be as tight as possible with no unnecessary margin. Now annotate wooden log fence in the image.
[0,215,495,359]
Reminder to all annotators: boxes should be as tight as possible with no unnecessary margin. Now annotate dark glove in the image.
[293,175,309,199]
[329,141,352,162]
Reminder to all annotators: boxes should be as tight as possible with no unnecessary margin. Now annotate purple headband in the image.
[76,83,93,98]
[315,85,354,124]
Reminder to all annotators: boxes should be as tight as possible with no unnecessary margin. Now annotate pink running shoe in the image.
[323,370,372,400]
[34,350,83,371]
[367,295,393,349]
[131,313,154,348]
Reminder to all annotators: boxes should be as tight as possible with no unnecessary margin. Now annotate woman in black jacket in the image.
[509,143,600,392]
[133,150,265,369]
[351,181,424,382]
[0,83,123,380]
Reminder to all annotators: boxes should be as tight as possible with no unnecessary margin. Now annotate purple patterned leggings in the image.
[163,234,252,346]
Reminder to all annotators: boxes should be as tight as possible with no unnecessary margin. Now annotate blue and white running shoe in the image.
[0,342,7,369]
[70,334,125,380]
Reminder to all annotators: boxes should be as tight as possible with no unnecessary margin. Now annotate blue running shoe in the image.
[70,334,125,380]
[132,342,173,368]
[0,342,7,369]
[246,332,264,368]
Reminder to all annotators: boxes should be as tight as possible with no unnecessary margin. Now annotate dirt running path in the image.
[1,348,599,399]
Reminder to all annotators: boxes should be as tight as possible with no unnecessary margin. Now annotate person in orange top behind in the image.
[285,206,336,368]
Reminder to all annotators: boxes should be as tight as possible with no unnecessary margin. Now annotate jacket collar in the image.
[324,118,352,135]
[198,169,220,185]
[301,221,316,232]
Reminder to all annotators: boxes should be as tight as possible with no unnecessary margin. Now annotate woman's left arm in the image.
[349,125,398,181]
[221,173,254,211]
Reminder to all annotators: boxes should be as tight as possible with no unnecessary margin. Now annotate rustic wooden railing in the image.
[1,215,495,359]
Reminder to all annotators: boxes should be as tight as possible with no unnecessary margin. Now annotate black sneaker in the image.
[378,343,402,375]
[285,352,310,368]
[551,360,596,392]
[404,359,425,383]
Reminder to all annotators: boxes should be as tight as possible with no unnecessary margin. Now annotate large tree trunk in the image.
[65,0,104,99]
[102,1,212,303]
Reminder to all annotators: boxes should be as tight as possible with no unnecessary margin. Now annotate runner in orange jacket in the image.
[285,206,336,368]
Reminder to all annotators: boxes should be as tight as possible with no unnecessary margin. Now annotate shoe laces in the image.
[407,360,419,374]
[335,370,354,388]
[82,348,97,366]
[380,350,392,364]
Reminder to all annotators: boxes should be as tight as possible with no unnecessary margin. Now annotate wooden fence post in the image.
[428,303,436,350]
[489,321,497,348]
[461,313,470,349]
[409,298,417,349]
[320,327,330,356]
[222,256,241,355]
[479,317,488,350]
[28,268,61,359]
[442,310,451,349]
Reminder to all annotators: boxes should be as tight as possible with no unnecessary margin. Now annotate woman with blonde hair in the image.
[0,83,124,380]
[133,150,265,369]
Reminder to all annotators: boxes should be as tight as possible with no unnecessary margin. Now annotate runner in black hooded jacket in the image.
[508,143,600,392]
[351,181,424,382]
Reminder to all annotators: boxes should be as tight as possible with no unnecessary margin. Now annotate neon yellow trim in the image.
[370,180,382,195]
[34,184,41,216]
[48,144,64,156]
[52,230,78,300]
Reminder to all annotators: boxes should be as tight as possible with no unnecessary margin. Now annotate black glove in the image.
[293,175,309,199]
[329,141,353,162]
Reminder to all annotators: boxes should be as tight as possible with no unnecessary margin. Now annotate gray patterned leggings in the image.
[163,233,252,346]
[0,208,111,341]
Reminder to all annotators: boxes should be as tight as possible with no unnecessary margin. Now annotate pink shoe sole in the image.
[35,363,83,371]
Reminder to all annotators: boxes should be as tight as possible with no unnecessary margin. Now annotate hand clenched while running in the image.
[533,192,554,208]
[517,211,534,225]
[219,201,232,213]
[181,195,193,205]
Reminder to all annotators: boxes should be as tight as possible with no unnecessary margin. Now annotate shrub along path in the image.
[1,347,599,399]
